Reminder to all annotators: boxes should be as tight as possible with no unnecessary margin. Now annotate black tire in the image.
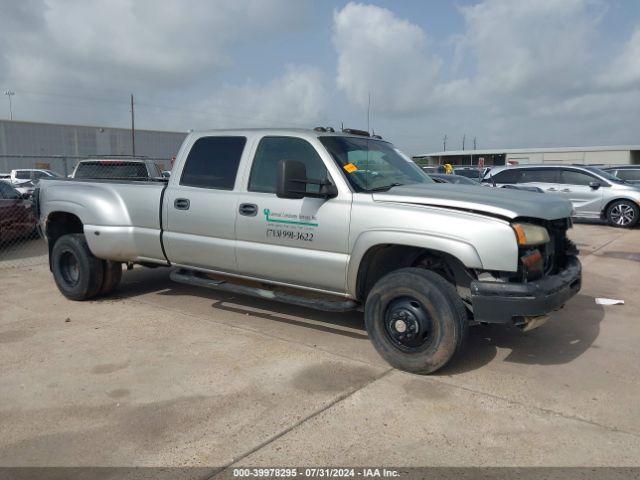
[605,200,639,228]
[98,260,122,296]
[364,268,467,374]
[51,233,104,301]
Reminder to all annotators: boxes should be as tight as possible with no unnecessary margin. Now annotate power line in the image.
[11,87,318,128]
[2,95,310,130]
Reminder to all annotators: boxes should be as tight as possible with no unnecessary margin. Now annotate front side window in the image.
[560,169,597,186]
[249,137,327,194]
[319,136,431,192]
[520,169,559,183]
[180,136,246,189]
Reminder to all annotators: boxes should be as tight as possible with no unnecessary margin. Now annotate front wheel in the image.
[606,200,639,228]
[51,234,104,300]
[364,268,467,374]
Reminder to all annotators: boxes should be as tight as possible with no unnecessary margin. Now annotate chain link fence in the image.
[0,154,172,270]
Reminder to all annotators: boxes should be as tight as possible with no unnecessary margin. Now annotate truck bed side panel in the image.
[40,179,167,263]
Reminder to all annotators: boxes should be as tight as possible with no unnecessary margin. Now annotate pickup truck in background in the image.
[70,158,164,180]
[37,128,582,374]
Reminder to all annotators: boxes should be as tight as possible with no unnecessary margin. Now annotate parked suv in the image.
[483,165,640,228]
[603,166,640,185]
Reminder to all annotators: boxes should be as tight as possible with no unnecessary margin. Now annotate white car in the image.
[5,169,63,198]
[9,169,62,184]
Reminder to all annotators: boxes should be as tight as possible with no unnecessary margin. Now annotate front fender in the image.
[346,230,485,297]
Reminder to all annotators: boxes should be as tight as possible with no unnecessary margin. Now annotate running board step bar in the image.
[170,269,358,312]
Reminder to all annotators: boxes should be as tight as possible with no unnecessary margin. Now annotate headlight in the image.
[512,223,550,246]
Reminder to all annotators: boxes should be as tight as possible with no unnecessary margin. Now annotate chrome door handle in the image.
[561,189,571,192]
[547,188,557,192]
[239,203,258,216]
[174,198,190,210]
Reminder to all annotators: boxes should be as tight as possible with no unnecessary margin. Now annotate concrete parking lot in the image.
[1,223,639,471]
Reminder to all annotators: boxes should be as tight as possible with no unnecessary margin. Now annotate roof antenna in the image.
[367,91,371,134]
[341,121,344,132]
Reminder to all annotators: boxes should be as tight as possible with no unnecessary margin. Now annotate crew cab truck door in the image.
[162,135,247,272]
[558,168,605,217]
[235,136,351,293]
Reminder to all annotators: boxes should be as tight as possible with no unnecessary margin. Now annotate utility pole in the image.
[4,90,15,120]
[462,134,466,151]
[130,93,136,156]
[443,134,447,151]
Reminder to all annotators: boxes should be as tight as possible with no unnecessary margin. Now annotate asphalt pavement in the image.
[1,223,639,471]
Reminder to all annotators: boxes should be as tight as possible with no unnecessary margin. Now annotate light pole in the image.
[4,90,15,120]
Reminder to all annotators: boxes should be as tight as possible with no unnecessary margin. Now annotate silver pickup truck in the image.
[37,128,582,374]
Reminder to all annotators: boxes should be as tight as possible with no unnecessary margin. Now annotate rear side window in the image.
[520,169,559,183]
[492,169,522,184]
[559,169,596,186]
[249,136,327,194]
[75,162,148,179]
[15,171,30,179]
[617,169,640,181]
[181,136,246,189]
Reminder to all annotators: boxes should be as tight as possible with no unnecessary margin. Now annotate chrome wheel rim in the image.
[610,204,636,226]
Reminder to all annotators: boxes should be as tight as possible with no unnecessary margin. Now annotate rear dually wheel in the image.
[51,233,104,300]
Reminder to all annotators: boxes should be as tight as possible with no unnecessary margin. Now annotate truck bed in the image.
[38,178,168,264]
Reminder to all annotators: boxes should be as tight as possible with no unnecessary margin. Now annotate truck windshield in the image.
[319,136,433,192]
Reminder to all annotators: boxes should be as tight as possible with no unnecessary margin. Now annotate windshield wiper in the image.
[367,183,404,192]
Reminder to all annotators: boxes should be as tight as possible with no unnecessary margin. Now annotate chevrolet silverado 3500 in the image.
[37,128,581,373]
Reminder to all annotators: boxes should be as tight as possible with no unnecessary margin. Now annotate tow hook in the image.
[514,315,550,332]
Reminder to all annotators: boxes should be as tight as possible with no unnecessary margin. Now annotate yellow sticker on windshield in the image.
[343,163,358,173]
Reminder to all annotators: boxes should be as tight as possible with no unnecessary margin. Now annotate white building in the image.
[413,145,640,167]
[0,119,187,175]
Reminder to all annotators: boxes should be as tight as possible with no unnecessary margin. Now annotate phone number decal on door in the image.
[266,228,314,242]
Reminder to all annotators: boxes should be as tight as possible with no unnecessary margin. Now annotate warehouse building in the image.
[413,145,640,168]
[0,119,187,175]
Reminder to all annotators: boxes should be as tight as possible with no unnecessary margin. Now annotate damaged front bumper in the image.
[470,256,582,324]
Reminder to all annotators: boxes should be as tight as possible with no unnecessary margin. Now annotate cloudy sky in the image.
[1,0,639,154]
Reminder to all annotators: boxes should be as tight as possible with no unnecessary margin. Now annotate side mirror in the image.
[277,160,307,199]
[589,181,601,189]
[277,160,337,199]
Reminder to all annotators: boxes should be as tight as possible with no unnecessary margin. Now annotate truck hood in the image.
[372,184,573,221]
